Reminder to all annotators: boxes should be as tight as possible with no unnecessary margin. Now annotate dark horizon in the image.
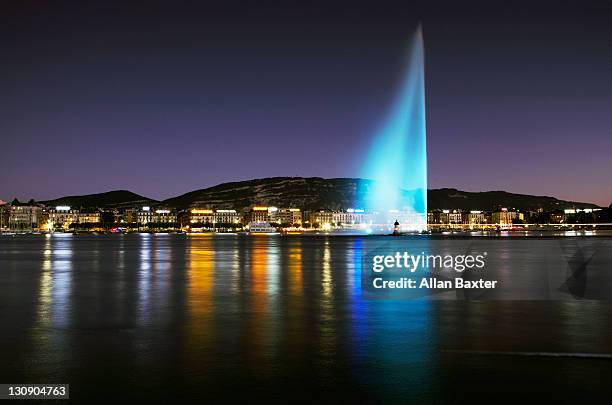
[1,0,611,206]
[2,176,606,209]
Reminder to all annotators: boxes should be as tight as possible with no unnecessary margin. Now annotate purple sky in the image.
[1,0,611,206]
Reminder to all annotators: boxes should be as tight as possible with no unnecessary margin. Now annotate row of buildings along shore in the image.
[0,198,610,232]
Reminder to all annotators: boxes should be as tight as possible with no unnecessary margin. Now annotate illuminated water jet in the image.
[359,26,427,232]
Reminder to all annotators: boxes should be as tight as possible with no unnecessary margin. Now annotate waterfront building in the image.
[332,209,366,227]
[564,208,603,223]
[0,202,9,230]
[150,209,176,225]
[392,210,429,229]
[428,209,442,224]
[110,209,123,224]
[309,210,333,227]
[214,209,241,225]
[245,206,272,223]
[549,210,565,224]
[9,202,44,231]
[439,209,463,224]
[278,208,302,226]
[77,210,101,224]
[301,210,312,226]
[49,206,78,230]
[137,206,153,225]
[492,208,523,225]
[468,210,487,225]
[267,206,279,224]
[124,208,138,224]
[190,208,214,225]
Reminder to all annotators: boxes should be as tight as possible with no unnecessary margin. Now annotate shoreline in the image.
[2,231,612,238]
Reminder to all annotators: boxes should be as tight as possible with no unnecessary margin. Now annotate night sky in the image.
[1,0,611,205]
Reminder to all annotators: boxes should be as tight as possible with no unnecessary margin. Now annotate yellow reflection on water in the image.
[187,236,215,324]
[251,237,268,302]
[318,237,337,379]
[184,235,215,372]
[33,235,73,372]
[288,242,303,296]
[322,238,333,298]
[245,238,283,375]
[36,237,53,325]
[285,239,306,362]
[177,235,217,375]
[230,237,241,293]
[248,238,272,363]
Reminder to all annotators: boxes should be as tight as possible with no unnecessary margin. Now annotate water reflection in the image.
[347,238,435,400]
[0,235,611,401]
[185,235,214,341]
[322,238,333,298]
[28,235,75,380]
[38,237,53,323]
[244,238,279,375]
[50,235,73,329]
[316,238,336,382]
[138,234,152,324]
[33,237,55,368]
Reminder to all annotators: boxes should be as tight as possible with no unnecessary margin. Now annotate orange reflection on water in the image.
[285,239,306,363]
[187,236,215,322]
[287,242,303,296]
[251,238,268,301]
[184,235,216,371]
[243,238,285,376]
[247,238,272,365]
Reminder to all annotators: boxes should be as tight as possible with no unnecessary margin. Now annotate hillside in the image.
[162,177,371,211]
[162,177,599,211]
[33,178,600,211]
[40,190,157,209]
[427,188,599,211]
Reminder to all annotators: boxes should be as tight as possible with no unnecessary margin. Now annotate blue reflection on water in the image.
[349,237,435,399]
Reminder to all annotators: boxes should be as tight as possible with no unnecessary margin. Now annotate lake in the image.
[1,234,611,402]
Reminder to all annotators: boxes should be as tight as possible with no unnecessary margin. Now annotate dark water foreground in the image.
[1,234,611,402]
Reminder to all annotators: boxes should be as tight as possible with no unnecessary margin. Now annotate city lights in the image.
[191,209,213,214]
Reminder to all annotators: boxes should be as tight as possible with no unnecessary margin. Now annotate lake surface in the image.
[1,234,612,402]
